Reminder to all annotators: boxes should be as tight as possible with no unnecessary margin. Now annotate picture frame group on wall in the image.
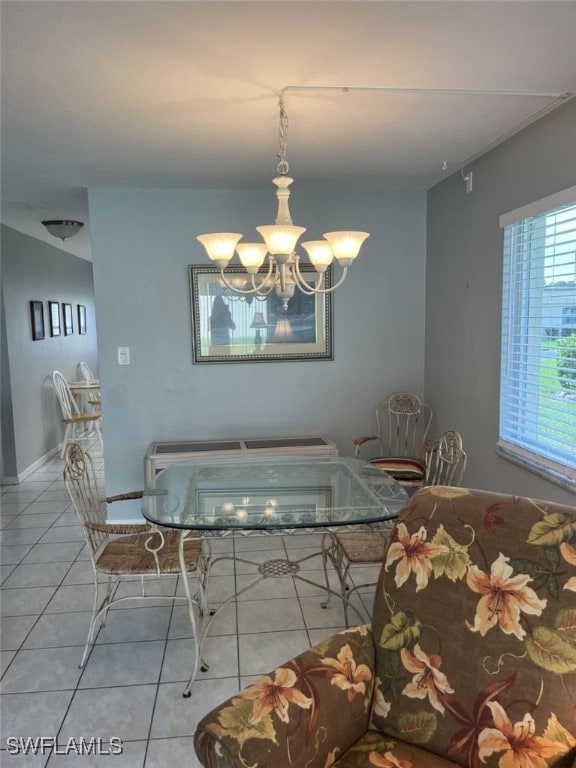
[189,264,333,364]
[28,299,88,340]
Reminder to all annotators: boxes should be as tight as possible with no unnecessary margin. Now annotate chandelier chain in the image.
[276,95,289,176]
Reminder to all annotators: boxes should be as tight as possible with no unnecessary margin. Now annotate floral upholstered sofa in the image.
[194,487,576,768]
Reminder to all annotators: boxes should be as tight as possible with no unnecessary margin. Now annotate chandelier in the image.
[197,93,369,309]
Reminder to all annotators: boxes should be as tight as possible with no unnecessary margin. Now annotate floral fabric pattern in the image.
[373,488,576,768]
[195,488,576,768]
[465,553,548,639]
[196,626,376,768]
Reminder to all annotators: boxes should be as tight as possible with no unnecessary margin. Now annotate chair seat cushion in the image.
[335,730,459,768]
[97,530,201,574]
[369,457,426,481]
[336,531,390,563]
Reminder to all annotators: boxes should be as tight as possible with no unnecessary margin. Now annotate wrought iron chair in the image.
[324,429,466,626]
[78,360,101,412]
[353,392,433,490]
[63,443,209,668]
[424,429,467,486]
[53,370,103,458]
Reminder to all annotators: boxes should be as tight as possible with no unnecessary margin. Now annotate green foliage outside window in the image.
[556,333,576,391]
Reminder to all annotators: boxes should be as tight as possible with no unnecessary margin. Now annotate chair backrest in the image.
[63,443,107,558]
[425,429,467,486]
[78,361,96,383]
[375,392,433,459]
[52,370,80,420]
[371,487,576,767]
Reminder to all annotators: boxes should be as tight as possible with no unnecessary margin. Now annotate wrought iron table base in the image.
[181,547,366,698]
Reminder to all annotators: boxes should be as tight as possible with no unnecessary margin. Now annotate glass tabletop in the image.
[141,456,408,531]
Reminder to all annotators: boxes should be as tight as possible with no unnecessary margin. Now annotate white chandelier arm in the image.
[216,259,275,296]
[217,269,261,296]
[290,263,321,295]
[292,259,349,294]
[249,272,276,297]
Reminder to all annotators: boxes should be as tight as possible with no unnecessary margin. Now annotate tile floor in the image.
[0,448,380,767]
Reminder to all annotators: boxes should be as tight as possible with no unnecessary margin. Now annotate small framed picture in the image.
[49,301,61,336]
[63,303,74,335]
[30,300,45,340]
[78,304,87,335]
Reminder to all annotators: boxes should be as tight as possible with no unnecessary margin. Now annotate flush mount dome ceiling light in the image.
[41,220,84,241]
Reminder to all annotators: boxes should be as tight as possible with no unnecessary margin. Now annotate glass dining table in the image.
[141,455,408,696]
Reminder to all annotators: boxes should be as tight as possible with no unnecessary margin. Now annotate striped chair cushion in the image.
[369,456,426,480]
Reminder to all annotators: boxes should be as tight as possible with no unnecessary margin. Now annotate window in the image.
[499,186,576,491]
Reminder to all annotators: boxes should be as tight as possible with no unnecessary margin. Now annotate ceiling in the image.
[2,0,575,262]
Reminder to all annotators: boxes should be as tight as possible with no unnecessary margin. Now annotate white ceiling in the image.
[2,0,575,261]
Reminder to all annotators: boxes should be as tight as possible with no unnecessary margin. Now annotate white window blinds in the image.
[499,190,576,488]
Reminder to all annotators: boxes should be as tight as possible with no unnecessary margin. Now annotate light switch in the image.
[117,346,130,365]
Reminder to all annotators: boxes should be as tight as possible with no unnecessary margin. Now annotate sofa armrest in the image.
[194,625,376,768]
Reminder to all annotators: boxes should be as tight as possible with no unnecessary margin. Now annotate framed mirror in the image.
[189,265,333,364]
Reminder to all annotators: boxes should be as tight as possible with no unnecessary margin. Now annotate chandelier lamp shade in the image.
[197,93,369,309]
[41,220,84,241]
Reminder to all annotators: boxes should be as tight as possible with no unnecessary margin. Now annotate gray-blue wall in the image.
[1,225,98,481]
[88,187,427,513]
[426,99,576,505]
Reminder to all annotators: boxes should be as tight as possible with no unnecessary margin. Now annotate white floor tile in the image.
[59,685,157,742]
[1,646,84,693]
[150,679,239,739]
[0,690,74,744]
[161,634,238,683]
[38,526,85,544]
[10,507,62,531]
[95,607,172,644]
[1,563,16,583]
[2,562,72,589]
[23,611,94,650]
[46,739,147,767]
[23,501,69,515]
[1,649,16,675]
[145,737,199,768]
[0,528,47,546]
[22,541,84,564]
[44,584,96,614]
[1,614,38,650]
[78,641,165,689]
[238,629,310,676]
[0,544,33,565]
[236,596,305,634]
[0,586,56,617]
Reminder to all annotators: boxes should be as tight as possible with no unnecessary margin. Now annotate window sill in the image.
[496,441,576,495]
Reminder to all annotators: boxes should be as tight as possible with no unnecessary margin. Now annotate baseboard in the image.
[1,444,62,485]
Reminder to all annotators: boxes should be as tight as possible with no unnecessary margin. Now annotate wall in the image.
[1,225,98,481]
[426,99,576,505]
[88,187,426,514]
